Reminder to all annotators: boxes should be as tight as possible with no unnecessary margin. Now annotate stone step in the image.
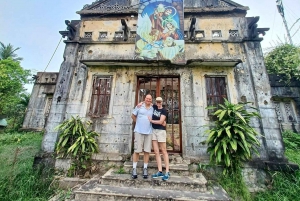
[74,176,231,201]
[100,168,207,192]
[123,161,189,176]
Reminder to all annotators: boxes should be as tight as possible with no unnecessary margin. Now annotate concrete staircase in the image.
[72,155,231,201]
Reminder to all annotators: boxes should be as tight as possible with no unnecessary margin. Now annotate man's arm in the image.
[131,114,137,122]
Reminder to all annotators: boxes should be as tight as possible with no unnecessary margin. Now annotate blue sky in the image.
[0,0,299,92]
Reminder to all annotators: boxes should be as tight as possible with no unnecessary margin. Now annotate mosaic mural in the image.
[135,0,185,64]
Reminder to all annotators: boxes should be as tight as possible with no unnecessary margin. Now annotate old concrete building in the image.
[269,74,300,132]
[24,0,289,167]
[22,72,58,131]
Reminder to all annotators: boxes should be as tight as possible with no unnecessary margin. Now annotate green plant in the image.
[205,99,261,174]
[55,116,100,176]
[197,163,209,171]
[115,167,126,174]
[282,130,300,150]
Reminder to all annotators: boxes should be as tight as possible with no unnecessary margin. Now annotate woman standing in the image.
[148,97,170,181]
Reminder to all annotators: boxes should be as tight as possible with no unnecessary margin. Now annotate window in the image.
[130,31,137,38]
[114,31,123,41]
[184,31,189,40]
[195,30,205,40]
[44,96,53,117]
[212,30,222,38]
[99,32,108,40]
[89,76,112,117]
[229,30,239,38]
[84,32,93,38]
[205,76,227,119]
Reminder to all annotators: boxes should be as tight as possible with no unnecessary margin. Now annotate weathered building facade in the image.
[24,0,289,165]
[269,74,300,132]
[22,72,58,131]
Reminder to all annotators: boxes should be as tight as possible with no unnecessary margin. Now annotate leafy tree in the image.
[0,42,23,61]
[265,44,300,83]
[5,93,31,131]
[0,58,31,117]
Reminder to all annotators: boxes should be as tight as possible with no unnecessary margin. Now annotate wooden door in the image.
[136,76,181,153]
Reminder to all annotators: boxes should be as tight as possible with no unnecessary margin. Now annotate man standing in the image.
[131,94,154,179]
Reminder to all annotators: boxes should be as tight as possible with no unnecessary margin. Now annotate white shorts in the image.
[152,129,166,142]
[134,132,152,153]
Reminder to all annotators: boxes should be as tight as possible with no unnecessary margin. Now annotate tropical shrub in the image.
[205,99,261,174]
[55,116,100,176]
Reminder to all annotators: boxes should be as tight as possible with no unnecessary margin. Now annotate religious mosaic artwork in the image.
[135,0,185,64]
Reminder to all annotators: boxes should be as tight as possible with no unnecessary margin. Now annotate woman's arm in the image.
[148,115,166,125]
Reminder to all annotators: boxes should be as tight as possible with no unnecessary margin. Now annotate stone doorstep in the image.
[74,181,230,201]
[123,161,189,170]
[123,161,190,176]
[136,153,190,164]
[99,168,207,193]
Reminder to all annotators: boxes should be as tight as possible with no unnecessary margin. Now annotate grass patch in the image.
[219,170,252,201]
[115,167,126,174]
[0,131,56,201]
[253,131,300,201]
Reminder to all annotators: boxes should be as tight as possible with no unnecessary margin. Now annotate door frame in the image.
[134,75,182,154]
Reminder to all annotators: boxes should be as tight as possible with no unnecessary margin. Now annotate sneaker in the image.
[152,171,164,178]
[162,172,170,181]
[132,168,137,179]
[143,168,148,179]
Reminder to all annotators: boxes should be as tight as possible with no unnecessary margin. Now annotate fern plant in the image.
[55,116,99,176]
[205,99,261,174]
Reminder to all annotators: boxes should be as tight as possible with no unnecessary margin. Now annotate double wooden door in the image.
[136,76,182,153]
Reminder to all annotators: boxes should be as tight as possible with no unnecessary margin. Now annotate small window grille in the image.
[274,100,297,122]
[130,31,137,38]
[205,76,227,120]
[284,102,296,122]
[184,31,189,40]
[212,30,222,38]
[89,76,112,117]
[84,32,93,38]
[114,31,123,40]
[274,102,283,122]
[99,32,108,39]
[229,30,239,37]
[195,31,205,40]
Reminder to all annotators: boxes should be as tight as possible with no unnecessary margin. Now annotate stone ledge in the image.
[92,153,129,161]
[264,161,299,172]
[55,177,88,190]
